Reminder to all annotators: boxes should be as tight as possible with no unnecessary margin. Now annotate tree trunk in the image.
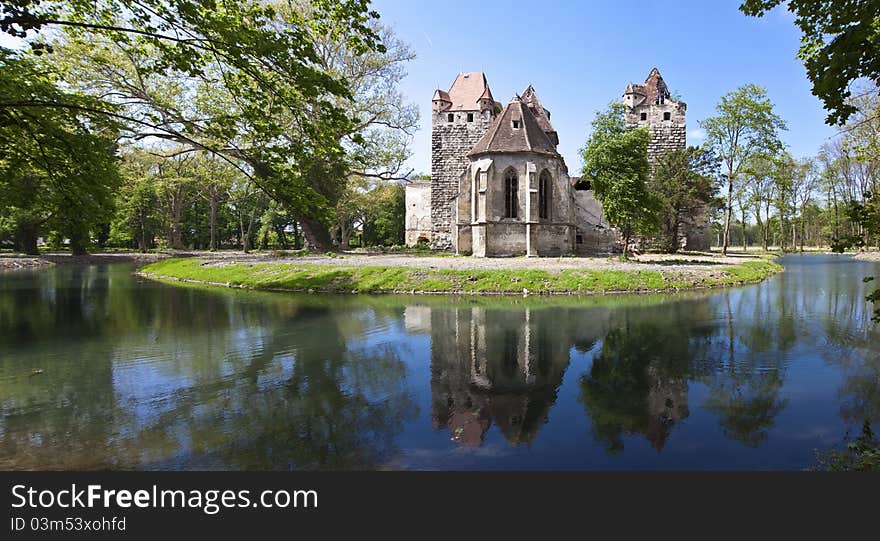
[209,185,218,251]
[242,207,258,253]
[14,222,39,255]
[292,221,302,250]
[239,210,247,252]
[779,213,786,252]
[741,208,747,253]
[298,216,332,252]
[722,175,733,255]
[340,223,352,251]
[70,236,88,256]
[799,210,806,252]
[169,190,184,250]
[274,224,289,249]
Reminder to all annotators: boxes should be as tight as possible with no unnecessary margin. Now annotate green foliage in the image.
[1,0,389,251]
[362,183,405,247]
[580,102,659,256]
[0,50,120,254]
[740,0,880,126]
[650,147,720,252]
[700,84,786,254]
[815,420,880,471]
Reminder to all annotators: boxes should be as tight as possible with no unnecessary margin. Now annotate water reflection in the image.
[0,266,417,469]
[1,254,879,470]
[428,306,593,446]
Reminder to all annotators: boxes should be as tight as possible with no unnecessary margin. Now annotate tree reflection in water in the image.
[0,266,417,470]
[2,255,880,469]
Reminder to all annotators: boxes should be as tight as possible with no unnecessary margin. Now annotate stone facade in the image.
[404,179,432,246]
[428,73,498,250]
[572,186,620,253]
[405,68,708,256]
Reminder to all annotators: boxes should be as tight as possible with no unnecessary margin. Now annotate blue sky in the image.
[372,0,837,176]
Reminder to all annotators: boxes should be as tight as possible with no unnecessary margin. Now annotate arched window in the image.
[504,169,518,218]
[539,170,551,220]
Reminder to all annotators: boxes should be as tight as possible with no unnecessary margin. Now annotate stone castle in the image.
[405,68,710,256]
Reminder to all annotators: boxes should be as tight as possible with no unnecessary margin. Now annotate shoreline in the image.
[137,255,783,296]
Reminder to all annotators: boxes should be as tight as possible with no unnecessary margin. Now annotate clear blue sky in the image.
[372,0,836,176]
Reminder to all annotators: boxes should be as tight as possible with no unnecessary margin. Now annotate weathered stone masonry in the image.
[408,68,709,255]
[430,110,494,249]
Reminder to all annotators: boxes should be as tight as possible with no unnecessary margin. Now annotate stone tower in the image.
[430,72,499,250]
[623,68,710,251]
[623,68,686,162]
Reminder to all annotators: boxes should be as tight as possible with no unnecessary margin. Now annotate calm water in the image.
[1,254,878,470]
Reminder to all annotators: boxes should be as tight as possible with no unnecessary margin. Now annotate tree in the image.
[741,0,880,321]
[791,158,821,251]
[0,50,120,255]
[362,183,405,246]
[740,0,880,126]
[1,0,386,252]
[110,152,161,252]
[701,85,786,255]
[742,153,779,251]
[650,146,720,253]
[581,103,658,258]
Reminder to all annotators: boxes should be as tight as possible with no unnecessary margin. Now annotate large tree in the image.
[700,85,786,255]
[740,0,880,126]
[650,146,720,253]
[581,102,658,258]
[0,50,120,254]
[0,0,385,251]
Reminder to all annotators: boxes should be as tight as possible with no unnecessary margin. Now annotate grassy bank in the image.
[139,257,782,296]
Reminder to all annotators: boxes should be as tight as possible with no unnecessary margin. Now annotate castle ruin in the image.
[405,68,709,255]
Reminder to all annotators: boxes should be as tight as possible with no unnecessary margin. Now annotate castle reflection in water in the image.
[405,303,691,450]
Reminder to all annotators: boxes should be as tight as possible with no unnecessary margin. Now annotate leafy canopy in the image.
[0,50,120,254]
[740,0,880,126]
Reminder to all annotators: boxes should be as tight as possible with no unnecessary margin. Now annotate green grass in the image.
[140,257,782,296]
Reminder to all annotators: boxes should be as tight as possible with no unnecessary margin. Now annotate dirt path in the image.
[198,251,761,274]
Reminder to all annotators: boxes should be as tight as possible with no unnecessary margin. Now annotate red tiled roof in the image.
[445,72,492,110]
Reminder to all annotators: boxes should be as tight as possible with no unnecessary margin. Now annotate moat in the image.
[1,253,878,470]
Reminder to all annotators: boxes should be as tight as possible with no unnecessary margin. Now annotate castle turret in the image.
[624,68,686,161]
[429,72,499,250]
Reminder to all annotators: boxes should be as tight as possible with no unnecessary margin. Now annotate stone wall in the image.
[625,100,687,165]
[404,181,432,246]
[454,153,575,257]
[572,189,620,254]
[431,109,494,250]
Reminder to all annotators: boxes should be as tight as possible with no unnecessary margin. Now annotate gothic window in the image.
[538,170,551,220]
[504,169,518,218]
[664,112,671,121]
[640,112,647,121]
[447,113,454,122]
[467,113,474,122]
